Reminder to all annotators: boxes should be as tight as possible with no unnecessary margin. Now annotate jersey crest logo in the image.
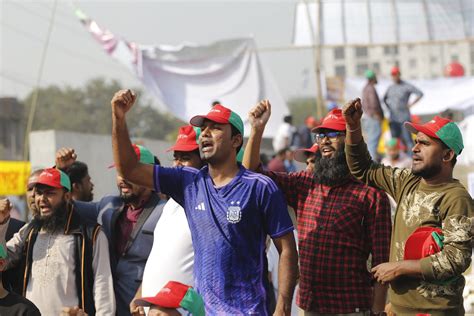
[227,206,242,224]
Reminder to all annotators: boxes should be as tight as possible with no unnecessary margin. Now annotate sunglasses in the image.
[314,131,346,143]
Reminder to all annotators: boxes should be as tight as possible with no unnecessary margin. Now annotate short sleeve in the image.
[153,165,197,205]
[260,182,294,238]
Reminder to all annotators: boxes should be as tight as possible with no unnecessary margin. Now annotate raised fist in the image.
[111,89,137,120]
[56,148,77,170]
[248,99,272,131]
[342,98,363,128]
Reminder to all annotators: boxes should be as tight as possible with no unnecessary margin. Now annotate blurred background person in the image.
[361,69,384,162]
[383,66,423,154]
[381,138,412,169]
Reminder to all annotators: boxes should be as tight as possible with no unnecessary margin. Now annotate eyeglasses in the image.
[314,131,345,143]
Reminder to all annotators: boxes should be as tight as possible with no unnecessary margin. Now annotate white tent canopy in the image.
[294,0,474,46]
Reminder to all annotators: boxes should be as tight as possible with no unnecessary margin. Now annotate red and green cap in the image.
[167,126,201,152]
[404,227,443,260]
[294,143,319,163]
[404,116,464,155]
[109,144,155,168]
[312,109,346,132]
[190,104,244,136]
[35,168,71,191]
[134,281,205,316]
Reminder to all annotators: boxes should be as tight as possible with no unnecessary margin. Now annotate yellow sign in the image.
[0,161,31,196]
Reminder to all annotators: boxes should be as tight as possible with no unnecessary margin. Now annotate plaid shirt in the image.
[263,170,391,313]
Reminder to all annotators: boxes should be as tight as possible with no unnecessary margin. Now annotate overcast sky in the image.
[0,0,315,104]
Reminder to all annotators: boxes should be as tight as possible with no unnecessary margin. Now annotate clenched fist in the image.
[56,148,77,170]
[111,89,137,120]
[248,99,271,132]
[342,98,363,128]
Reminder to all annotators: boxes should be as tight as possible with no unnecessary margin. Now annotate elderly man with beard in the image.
[56,145,167,316]
[0,168,115,315]
[244,100,391,315]
[111,89,298,315]
[343,98,474,315]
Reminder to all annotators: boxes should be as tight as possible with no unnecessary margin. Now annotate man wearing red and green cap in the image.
[131,125,203,316]
[244,100,391,315]
[344,98,474,315]
[0,168,115,315]
[56,144,167,316]
[111,89,297,315]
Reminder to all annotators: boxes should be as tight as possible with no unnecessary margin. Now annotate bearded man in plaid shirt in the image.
[243,100,391,315]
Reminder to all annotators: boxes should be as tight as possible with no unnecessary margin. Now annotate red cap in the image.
[404,227,443,260]
[404,116,451,139]
[294,143,319,163]
[109,144,154,168]
[391,66,400,75]
[190,104,244,135]
[35,168,71,191]
[312,109,346,132]
[167,125,200,152]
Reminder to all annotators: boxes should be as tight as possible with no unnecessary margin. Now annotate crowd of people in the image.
[0,67,472,316]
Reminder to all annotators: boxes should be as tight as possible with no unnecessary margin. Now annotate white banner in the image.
[77,10,288,138]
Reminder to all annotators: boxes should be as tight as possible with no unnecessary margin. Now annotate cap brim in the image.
[134,296,180,308]
[404,122,439,139]
[311,123,346,133]
[190,114,229,127]
[166,144,199,152]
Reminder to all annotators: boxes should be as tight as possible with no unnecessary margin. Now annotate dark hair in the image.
[211,101,221,107]
[65,161,89,185]
[230,124,243,154]
[154,156,161,165]
[440,142,457,167]
[283,115,293,124]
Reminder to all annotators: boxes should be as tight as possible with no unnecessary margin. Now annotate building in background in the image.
[322,41,474,79]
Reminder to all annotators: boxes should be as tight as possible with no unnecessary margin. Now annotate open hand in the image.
[111,89,137,120]
[248,99,271,131]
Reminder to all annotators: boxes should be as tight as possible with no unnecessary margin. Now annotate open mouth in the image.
[412,155,422,163]
[201,140,213,152]
[321,147,334,156]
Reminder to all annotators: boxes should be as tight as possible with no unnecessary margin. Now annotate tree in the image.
[22,78,184,141]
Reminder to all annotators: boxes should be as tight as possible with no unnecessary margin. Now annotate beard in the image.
[313,146,351,186]
[31,200,69,233]
[120,191,140,204]
[412,162,442,179]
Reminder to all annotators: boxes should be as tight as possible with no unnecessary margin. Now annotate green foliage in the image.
[22,78,184,140]
[287,97,318,126]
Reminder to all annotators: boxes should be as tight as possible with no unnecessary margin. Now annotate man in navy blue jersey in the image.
[110,89,298,315]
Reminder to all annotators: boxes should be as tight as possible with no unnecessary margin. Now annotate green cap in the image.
[365,69,376,79]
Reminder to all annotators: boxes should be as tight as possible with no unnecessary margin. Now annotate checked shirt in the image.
[263,170,391,313]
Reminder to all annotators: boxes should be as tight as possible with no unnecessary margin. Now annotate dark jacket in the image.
[2,218,25,294]
[75,193,166,316]
[19,207,101,316]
